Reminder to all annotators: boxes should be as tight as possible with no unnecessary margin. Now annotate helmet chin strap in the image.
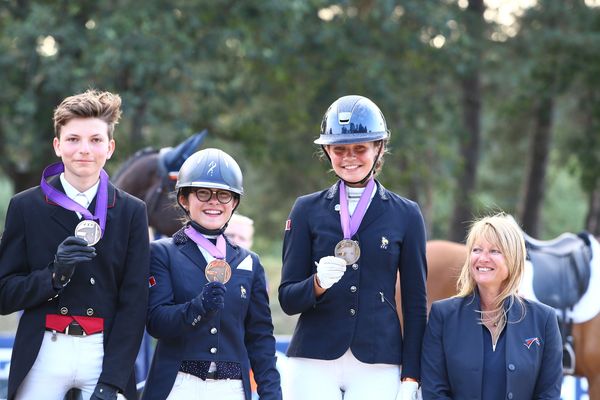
[189,220,226,236]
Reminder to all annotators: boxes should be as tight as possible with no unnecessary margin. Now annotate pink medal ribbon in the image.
[184,226,232,283]
[335,178,375,264]
[40,162,108,244]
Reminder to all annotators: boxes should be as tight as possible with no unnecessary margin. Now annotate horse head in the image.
[159,129,208,176]
[114,131,207,237]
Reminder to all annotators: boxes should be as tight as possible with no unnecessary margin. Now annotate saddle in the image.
[526,232,592,311]
[525,231,593,375]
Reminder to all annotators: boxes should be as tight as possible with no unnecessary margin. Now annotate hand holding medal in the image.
[75,220,102,246]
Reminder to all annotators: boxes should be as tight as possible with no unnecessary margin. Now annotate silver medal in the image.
[335,239,361,265]
[75,220,102,246]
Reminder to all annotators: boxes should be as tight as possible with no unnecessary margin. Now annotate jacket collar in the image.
[44,175,117,209]
[45,175,117,235]
[325,179,389,201]
[173,226,243,269]
[325,179,388,234]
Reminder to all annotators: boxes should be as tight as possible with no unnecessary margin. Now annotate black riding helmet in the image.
[315,95,389,145]
[315,95,390,185]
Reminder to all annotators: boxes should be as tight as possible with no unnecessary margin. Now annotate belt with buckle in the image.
[47,321,86,336]
[206,371,217,380]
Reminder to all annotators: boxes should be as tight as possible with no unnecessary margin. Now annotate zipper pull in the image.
[379,292,385,302]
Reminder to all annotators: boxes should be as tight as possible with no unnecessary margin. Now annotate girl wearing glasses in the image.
[142,148,281,400]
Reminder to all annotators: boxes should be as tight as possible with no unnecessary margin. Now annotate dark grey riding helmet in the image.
[176,148,244,196]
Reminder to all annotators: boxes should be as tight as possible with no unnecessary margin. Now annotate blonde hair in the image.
[53,89,122,139]
[456,213,527,314]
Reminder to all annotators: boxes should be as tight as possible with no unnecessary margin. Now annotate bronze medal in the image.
[75,220,102,246]
[335,239,360,265]
[205,259,232,284]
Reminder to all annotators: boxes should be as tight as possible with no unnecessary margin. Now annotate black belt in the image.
[47,321,86,336]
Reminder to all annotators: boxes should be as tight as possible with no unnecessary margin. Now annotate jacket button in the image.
[351,264,358,270]
[349,308,356,316]
[60,307,68,315]
[210,347,217,354]
[350,286,357,293]
[507,392,513,399]
[90,277,95,285]
[210,327,218,334]
[86,308,94,316]
[508,363,515,371]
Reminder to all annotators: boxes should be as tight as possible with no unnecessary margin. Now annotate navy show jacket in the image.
[143,228,281,400]
[0,177,150,400]
[278,180,428,380]
[421,293,563,399]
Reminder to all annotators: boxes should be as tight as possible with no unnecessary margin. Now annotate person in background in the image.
[421,213,563,399]
[0,89,150,400]
[225,213,261,396]
[142,148,281,400]
[279,95,427,400]
[225,213,255,250]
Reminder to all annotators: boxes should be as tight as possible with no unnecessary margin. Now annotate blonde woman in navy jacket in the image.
[279,95,427,400]
[421,213,563,399]
[142,149,281,400]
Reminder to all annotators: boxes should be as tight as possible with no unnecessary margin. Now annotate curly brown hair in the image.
[53,89,122,139]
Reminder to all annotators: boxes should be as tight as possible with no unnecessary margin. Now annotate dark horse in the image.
[423,232,600,399]
[112,130,207,237]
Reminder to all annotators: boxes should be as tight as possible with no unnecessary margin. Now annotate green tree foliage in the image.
[1,0,599,244]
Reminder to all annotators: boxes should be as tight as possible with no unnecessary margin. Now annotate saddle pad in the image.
[519,234,600,323]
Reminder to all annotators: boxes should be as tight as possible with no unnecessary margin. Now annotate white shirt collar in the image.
[59,173,100,206]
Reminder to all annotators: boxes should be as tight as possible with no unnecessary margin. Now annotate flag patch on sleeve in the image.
[285,219,292,231]
[149,276,157,288]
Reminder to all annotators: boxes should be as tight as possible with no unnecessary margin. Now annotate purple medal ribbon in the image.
[339,179,376,239]
[184,226,227,260]
[40,162,109,236]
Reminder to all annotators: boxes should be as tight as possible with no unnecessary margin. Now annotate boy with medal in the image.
[0,90,150,400]
[279,95,428,400]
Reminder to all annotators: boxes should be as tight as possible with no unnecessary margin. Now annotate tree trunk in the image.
[448,0,484,243]
[520,96,554,237]
[585,184,600,236]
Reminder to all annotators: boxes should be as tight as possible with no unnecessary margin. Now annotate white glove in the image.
[396,380,421,400]
[315,256,346,289]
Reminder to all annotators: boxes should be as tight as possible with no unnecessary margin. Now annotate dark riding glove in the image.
[90,382,119,400]
[52,236,96,289]
[189,281,227,324]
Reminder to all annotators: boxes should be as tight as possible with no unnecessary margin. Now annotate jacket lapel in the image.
[324,180,388,236]
[179,239,208,271]
[357,183,387,232]
[46,176,118,234]
[46,177,80,235]
[463,294,485,396]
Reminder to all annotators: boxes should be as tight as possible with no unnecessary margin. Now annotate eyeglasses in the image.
[193,188,234,204]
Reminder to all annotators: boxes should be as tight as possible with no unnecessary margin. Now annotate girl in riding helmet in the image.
[143,148,281,400]
[279,95,427,400]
